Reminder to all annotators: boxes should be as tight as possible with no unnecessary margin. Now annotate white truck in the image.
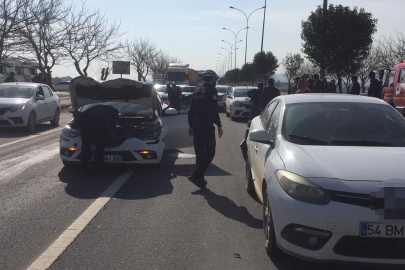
[0,56,41,82]
[152,74,166,85]
[166,63,198,86]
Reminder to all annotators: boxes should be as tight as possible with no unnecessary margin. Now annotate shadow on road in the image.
[192,188,262,229]
[0,123,60,139]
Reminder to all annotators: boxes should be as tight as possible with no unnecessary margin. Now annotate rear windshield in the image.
[234,88,252,97]
[180,86,196,93]
[283,102,405,147]
[80,102,154,117]
[217,87,229,94]
[0,85,33,99]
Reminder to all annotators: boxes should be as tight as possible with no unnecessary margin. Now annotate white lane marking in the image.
[27,170,134,270]
[0,127,63,149]
[0,142,60,184]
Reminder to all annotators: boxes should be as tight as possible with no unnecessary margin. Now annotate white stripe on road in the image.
[27,170,134,270]
[0,127,63,149]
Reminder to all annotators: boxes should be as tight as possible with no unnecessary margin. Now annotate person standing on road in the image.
[4,72,16,82]
[322,77,329,92]
[32,73,45,83]
[296,75,312,94]
[307,79,315,92]
[259,78,281,111]
[368,72,383,99]
[289,77,300,95]
[247,82,263,120]
[313,74,325,93]
[188,70,223,189]
[350,76,361,95]
[167,83,176,108]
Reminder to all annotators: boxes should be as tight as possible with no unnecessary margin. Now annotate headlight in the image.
[138,129,161,140]
[62,125,78,138]
[276,170,331,205]
[10,104,25,112]
[233,101,243,107]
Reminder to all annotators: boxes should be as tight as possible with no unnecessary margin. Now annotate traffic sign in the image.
[112,61,130,75]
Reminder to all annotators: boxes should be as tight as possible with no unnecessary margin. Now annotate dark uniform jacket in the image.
[258,86,280,111]
[4,76,16,82]
[368,78,382,99]
[188,83,222,128]
[350,82,361,95]
[314,80,325,93]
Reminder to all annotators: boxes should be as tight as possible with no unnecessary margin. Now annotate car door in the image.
[396,69,405,107]
[253,101,281,192]
[34,87,47,121]
[41,85,56,120]
[250,101,278,181]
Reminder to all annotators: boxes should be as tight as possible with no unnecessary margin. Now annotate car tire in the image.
[50,108,60,126]
[26,111,36,133]
[263,189,279,256]
[246,161,255,194]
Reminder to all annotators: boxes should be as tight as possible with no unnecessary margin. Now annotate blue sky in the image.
[53,0,405,79]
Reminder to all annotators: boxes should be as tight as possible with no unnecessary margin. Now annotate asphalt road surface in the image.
[0,111,393,270]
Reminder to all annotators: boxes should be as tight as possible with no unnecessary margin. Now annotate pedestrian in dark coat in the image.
[368,72,382,99]
[313,74,325,93]
[350,75,361,95]
[259,78,280,111]
[247,82,263,120]
[4,72,16,82]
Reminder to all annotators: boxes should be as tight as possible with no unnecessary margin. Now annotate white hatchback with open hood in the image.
[60,77,168,166]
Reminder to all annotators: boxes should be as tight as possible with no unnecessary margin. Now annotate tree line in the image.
[0,0,178,81]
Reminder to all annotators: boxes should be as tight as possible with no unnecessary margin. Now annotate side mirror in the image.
[249,129,274,147]
[36,95,45,101]
[68,106,74,113]
[165,108,178,116]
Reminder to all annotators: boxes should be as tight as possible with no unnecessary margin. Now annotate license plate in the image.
[360,222,405,238]
[91,155,122,162]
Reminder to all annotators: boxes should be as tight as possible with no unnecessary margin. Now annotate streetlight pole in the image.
[223,27,248,69]
[218,53,228,72]
[221,47,231,70]
[230,6,265,65]
[261,0,267,52]
[222,39,243,70]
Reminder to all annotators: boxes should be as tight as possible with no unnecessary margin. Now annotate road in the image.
[0,111,388,270]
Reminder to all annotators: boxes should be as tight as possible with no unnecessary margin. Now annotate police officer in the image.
[188,70,223,189]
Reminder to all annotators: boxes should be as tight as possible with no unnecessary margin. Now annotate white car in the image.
[216,85,232,108]
[243,94,405,264]
[155,84,168,104]
[225,87,253,120]
[60,77,169,166]
[0,82,60,132]
[53,81,70,91]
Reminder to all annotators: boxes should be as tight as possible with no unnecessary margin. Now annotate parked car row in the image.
[242,93,405,265]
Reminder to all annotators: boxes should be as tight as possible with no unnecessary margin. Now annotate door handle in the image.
[254,146,258,152]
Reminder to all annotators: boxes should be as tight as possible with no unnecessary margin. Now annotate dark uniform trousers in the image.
[193,123,216,177]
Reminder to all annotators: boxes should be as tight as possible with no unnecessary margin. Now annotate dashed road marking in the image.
[26,170,134,270]
[0,127,63,149]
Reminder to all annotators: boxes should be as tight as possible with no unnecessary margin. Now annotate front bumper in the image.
[231,105,251,118]
[60,135,165,165]
[268,175,405,264]
[0,111,27,127]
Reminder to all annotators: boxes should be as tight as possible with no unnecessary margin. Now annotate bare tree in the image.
[123,38,158,82]
[0,0,33,60]
[62,5,121,76]
[18,0,70,76]
[298,61,319,77]
[282,53,304,90]
[149,51,179,75]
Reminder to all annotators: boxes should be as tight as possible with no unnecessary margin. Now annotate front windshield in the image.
[167,72,186,82]
[217,87,228,94]
[80,102,154,117]
[234,88,252,97]
[283,102,405,147]
[4,66,15,75]
[0,86,33,99]
[155,85,167,93]
[180,86,196,93]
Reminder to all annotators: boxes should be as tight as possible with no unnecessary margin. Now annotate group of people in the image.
[3,71,54,90]
[247,78,281,120]
[288,72,383,98]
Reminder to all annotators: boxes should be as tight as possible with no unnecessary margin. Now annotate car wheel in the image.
[263,189,279,256]
[26,112,36,133]
[246,161,255,194]
[230,112,235,121]
[50,108,60,126]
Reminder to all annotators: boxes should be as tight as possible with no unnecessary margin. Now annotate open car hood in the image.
[69,77,157,111]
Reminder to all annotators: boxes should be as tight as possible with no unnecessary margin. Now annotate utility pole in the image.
[321,0,328,78]
[261,0,266,52]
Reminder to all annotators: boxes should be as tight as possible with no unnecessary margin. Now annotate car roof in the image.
[0,82,44,87]
[233,86,256,90]
[217,85,231,87]
[277,94,388,105]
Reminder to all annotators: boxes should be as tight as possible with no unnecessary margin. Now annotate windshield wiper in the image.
[288,135,328,145]
[331,140,395,147]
